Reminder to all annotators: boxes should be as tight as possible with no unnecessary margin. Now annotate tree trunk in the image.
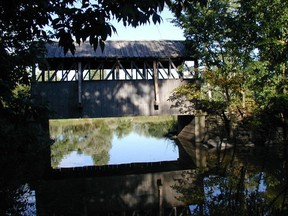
[222,110,233,138]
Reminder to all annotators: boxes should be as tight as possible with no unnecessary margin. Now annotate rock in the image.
[265,140,274,146]
[206,137,233,150]
[207,138,219,148]
[244,141,255,147]
[219,142,233,150]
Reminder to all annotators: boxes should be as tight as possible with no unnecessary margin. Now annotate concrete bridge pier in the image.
[177,113,207,168]
[177,113,206,143]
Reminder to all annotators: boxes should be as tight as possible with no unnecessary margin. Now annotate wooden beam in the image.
[82,62,91,80]
[77,62,82,105]
[89,63,104,80]
[40,69,45,82]
[61,63,77,81]
[145,61,154,79]
[105,61,118,80]
[143,62,147,79]
[168,59,172,79]
[118,61,132,80]
[116,64,120,80]
[48,64,64,81]
[131,61,145,79]
[153,60,159,110]
[32,64,36,81]
[157,178,163,216]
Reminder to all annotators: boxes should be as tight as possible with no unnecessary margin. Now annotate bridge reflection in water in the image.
[36,138,206,216]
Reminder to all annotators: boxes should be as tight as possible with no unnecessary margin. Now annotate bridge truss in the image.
[32,41,198,118]
[35,58,192,82]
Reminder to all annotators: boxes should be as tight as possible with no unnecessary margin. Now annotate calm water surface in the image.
[3,117,288,215]
[58,132,178,167]
[50,117,178,168]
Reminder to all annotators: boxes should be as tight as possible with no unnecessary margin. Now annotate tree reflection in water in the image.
[49,117,177,168]
[172,145,288,215]
[50,119,114,167]
[3,115,288,215]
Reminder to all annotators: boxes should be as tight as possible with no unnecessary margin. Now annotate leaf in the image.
[81,0,89,8]
[76,36,81,45]
[58,29,75,55]
[100,39,105,52]
[152,12,162,24]
[69,43,76,55]
[157,0,165,12]
[101,30,108,41]
[106,25,112,37]
[110,25,117,34]
[89,36,98,51]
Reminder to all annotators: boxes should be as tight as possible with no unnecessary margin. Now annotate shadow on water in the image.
[36,117,200,215]
[0,116,52,216]
[172,144,288,216]
[2,116,288,215]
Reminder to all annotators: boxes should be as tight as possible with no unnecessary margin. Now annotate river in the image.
[2,116,288,215]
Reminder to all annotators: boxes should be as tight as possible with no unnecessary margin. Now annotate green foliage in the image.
[115,119,133,139]
[169,82,228,115]
[0,1,200,214]
[169,0,288,140]
[267,94,288,116]
[172,147,288,215]
[169,0,256,121]
[0,105,50,215]
[50,117,177,168]
[0,0,172,113]
[50,120,113,167]
[0,0,168,54]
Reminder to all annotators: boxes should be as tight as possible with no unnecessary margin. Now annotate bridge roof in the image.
[45,40,192,60]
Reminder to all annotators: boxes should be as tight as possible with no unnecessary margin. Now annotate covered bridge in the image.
[32,40,197,118]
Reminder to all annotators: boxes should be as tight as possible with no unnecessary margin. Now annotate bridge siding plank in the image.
[32,80,188,119]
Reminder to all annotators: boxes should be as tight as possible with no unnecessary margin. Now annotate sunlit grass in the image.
[49,115,177,127]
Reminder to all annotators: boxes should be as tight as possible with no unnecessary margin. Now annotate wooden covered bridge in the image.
[32,40,197,119]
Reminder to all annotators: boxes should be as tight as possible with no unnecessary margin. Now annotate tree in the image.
[169,0,288,139]
[0,0,168,108]
[1,0,166,51]
[0,1,182,214]
[172,147,288,215]
[169,0,255,137]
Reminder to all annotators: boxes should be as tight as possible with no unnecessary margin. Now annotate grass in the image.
[49,115,177,127]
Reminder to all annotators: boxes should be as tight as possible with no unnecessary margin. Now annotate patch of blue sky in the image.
[109,132,178,164]
[59,151,94,167]
[109,7,184,41]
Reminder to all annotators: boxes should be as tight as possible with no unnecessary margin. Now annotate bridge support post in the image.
[168,58,172,78]
[77,62,83,116]
[32,63,36,81]
[157,179,163,216]
[153,60,159,110]
[116,63,120,80]
[77,62,82,104]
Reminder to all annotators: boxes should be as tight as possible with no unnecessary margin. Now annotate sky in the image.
[58,132,178,168]
[109,7,185,41]
[45,4,184,41]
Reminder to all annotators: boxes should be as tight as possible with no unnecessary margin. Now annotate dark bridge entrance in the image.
[32,40,197,118]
